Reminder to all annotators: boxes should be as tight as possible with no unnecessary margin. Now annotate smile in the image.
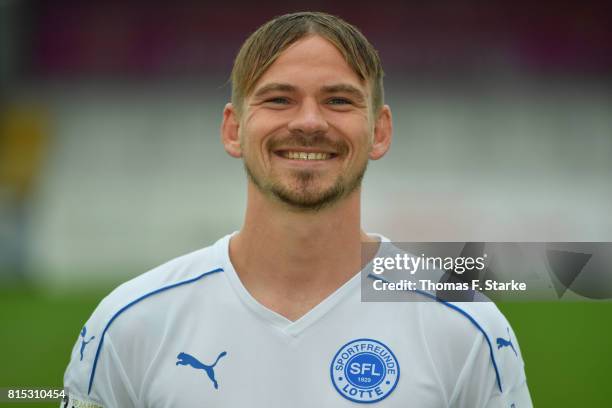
[279,151,334,161]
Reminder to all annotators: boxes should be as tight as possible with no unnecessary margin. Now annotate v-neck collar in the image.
[218,232,388,337]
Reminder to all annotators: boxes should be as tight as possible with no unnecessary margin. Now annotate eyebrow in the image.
[252,83,297,99]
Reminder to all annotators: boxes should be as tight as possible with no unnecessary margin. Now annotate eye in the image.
[265,97,290,105]
[327,97,352,105]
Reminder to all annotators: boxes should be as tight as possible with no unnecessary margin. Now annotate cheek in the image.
[345,124,374,157]
[332,112,372,144]
[240,116,280,167]
[240,117,265,150]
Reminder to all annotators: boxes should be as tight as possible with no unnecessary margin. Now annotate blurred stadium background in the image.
[1,1,611,406]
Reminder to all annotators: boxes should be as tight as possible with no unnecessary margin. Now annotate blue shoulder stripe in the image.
[88,267,224,394]
[367,274,503,393]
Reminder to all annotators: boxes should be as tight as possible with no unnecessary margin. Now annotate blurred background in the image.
[1,0,611,406]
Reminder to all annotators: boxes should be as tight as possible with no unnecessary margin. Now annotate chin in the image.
[270,182,348,212]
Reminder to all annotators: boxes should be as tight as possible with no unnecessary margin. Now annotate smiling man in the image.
[62,12,532,407]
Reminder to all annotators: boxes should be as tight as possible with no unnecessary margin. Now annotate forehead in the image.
[251,35,368,95]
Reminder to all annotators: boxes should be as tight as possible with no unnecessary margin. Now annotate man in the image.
[62,12,532,407]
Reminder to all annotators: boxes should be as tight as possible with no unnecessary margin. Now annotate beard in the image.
[243,134,368,212]
[245,161,367,212]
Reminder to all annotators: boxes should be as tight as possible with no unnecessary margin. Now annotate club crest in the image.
[330,338,400,403]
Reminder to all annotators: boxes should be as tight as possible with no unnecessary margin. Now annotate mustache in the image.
[268,134,349,155]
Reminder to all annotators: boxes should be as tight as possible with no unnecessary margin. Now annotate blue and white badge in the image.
[330,338,400,403]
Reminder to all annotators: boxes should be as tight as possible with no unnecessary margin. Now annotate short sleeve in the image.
[62,321,137,408]
[450,328,533,408]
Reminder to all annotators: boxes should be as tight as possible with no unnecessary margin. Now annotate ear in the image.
[221,103,242,158]
[369,105,392,160]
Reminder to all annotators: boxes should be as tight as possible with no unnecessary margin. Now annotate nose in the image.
[287,98,329,135]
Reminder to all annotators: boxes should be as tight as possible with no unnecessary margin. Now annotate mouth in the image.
[273,149,338,161]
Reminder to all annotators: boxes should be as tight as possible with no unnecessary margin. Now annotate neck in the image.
[229,183,376,320]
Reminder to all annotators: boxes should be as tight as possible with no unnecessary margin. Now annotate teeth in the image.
[282,151,330,160]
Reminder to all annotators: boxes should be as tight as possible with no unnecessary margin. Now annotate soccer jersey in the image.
[62,233,532,407]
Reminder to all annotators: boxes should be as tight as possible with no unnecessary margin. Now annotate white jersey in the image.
[62,234,532,408]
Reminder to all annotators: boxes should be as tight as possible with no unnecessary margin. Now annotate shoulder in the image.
[63,235,230,399]
[366,239,527,394]
[84,238,227,338]
[448,301,526,393]
[418,296,526,394]
[98,239,224,317]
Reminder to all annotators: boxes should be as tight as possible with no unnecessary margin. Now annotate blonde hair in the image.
[231,12,384,115]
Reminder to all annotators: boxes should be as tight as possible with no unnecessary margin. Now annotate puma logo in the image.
[496,327,518,357]
[79,326,96,361]
[176,351,227,389]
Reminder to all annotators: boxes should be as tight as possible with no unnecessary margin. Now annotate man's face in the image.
[237,35,380,211]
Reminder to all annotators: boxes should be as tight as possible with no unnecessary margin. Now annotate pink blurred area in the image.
[29,1,612,78]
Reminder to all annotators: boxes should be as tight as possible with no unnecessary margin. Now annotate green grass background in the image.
[1,285,610,407]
